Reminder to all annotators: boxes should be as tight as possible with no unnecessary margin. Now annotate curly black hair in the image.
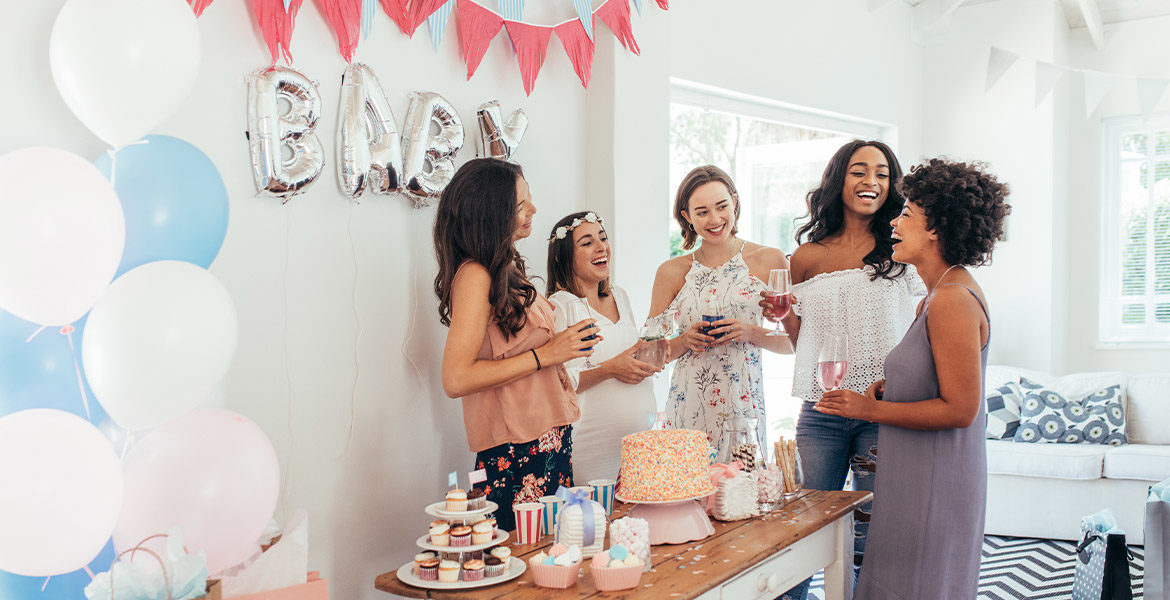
[898,158,1011,267]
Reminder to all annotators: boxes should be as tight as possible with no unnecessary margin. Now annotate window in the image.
[667,79,894,442]
[1101,115,1170,346]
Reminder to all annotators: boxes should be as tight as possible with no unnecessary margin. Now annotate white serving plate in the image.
[415,528,508,552]
[396,556,526,590]
[424,500,499,520]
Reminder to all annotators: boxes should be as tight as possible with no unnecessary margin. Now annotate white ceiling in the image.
[902,0,1170,28]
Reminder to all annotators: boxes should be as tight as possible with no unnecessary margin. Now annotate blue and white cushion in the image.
[1013,378,1127,446]
[985,382,1023,440]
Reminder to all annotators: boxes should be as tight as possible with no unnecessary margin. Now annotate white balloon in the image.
[0,409,123,577]
[50,0,201,148]
[83,261,238,431]
[0,147,125,326]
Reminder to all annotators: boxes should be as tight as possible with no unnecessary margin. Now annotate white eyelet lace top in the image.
[791,265,926,402]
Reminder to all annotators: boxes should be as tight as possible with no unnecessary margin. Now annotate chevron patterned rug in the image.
[805,535,1146,600]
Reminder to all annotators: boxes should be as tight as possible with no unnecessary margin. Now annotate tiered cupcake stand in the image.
[613,492,714,545]
[394,500,527,590]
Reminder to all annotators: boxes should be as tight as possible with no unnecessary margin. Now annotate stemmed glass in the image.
[763,269,791,337]
[816,333,849,392]
[566,296,601,369]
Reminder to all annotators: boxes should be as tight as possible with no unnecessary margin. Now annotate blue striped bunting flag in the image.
[632,0,643,14]
[427,0,453,51]
[361,0,376,39]
[572,0,594,40]
[496,0,524,20]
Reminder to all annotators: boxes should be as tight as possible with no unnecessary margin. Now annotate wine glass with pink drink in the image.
[817,333,848,392]
[764,269,791,337]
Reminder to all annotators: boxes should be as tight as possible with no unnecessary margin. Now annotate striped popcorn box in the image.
[589,479,616,515]
[512,502,543,545]
[540,495,564,536]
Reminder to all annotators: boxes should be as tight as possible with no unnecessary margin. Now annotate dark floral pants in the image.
[474,425,574,532]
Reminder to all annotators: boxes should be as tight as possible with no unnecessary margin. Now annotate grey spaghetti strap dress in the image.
[853,285,989,600]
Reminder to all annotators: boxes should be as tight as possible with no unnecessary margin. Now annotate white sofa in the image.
[982,365,1170,546]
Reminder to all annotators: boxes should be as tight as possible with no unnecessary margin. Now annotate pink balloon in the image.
[114,409,279,574]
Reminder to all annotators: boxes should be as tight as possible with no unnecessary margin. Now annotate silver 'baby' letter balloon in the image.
[401,92,464,208]
[475,100,528,160]
[245,67,325,203]
[336,63,403,200]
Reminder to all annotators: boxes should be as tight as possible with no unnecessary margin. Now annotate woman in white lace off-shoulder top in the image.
[763,141,924,600]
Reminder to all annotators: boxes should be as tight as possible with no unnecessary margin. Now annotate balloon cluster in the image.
[246,63,529,206]
[0,0,280,593]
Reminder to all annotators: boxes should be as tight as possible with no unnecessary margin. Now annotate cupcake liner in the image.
[531,562,580,589]
[451,534,471,547]
[418,565,438,581]
[484,561,506,578]
[592,564,643,591]
[462,568,484,581]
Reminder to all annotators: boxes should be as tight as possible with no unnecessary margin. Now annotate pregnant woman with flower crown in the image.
[648,165,793,456]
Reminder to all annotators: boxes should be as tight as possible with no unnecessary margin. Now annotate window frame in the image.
[1099,113,1170,348]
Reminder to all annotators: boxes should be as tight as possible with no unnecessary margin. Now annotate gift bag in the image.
[1071,509,1133,600]
[1146,478,1170,600]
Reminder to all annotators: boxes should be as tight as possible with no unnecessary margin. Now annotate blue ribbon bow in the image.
[555,485,596,547]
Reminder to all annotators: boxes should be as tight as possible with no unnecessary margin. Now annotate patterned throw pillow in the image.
[1013,378,1128,445]
[985,382,1023,440]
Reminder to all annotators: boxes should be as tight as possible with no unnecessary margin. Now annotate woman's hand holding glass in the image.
[679,320,717,353]
[705,317,753,346]
[606,344,659,384]
[815,385,880,422]
[539,318,601,366]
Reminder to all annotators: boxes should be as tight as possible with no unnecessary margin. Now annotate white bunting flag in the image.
[986,47,1019,92]
[1082,70,1113,118]
[1137,78,1170,117]
[868,0,897,12]
[1034,61,1068,106]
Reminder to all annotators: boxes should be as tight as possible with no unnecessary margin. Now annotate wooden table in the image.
[375,490,871,600]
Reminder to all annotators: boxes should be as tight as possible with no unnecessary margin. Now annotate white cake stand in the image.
[615,492,715,545]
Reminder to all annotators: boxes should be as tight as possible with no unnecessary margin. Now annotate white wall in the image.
[919,0,1064,372]
[1060,14,1170,373]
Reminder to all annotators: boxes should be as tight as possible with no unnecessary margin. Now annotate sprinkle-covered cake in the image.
[617,429,715,502]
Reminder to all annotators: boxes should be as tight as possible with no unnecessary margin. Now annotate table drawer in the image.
[719,522,837,600]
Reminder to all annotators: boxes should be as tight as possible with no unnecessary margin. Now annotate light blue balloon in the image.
[0,540,114,600]
[94,135,229,276]
[0,309,105,425]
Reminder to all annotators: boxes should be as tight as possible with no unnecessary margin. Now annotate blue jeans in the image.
[778,401,879,600]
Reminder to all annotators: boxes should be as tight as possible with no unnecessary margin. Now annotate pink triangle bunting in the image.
[407,0,448,35]
[457,0,504,80]
[319,0,363,62]
[554,19,594,89]
[252,0,304,64]
[504,21,552,96]
[378,0,412,34]
[189,0,214,17]
[656,0,668,8]
[595,0,639,55]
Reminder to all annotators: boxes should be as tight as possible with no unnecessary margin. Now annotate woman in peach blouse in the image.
[434,158,596,531]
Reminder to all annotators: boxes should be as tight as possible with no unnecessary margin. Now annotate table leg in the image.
[821,512,855,600]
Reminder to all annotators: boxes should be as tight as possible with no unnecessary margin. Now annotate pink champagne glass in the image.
[764,269,791,337]
[817,333,848,392]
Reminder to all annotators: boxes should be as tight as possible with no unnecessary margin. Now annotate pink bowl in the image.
[591,563,643,591]
[530,562,581,589]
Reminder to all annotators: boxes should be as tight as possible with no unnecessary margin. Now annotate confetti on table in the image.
[693,570,705,574]
[671,594,682,598]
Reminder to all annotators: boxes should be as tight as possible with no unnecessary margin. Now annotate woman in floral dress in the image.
[648,165,793,455]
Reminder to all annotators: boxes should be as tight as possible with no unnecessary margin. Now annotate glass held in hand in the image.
[764,269,791,337]
[633,337,668,370]
[700,296,726,342]
[816,333,848,392]
[569,296,600,369]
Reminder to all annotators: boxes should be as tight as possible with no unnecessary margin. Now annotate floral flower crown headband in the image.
[548,212,604,243]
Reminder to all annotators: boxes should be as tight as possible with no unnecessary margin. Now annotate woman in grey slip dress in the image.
[813,158,1011,599]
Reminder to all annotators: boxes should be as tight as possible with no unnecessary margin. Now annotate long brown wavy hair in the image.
[433,158,536,338]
